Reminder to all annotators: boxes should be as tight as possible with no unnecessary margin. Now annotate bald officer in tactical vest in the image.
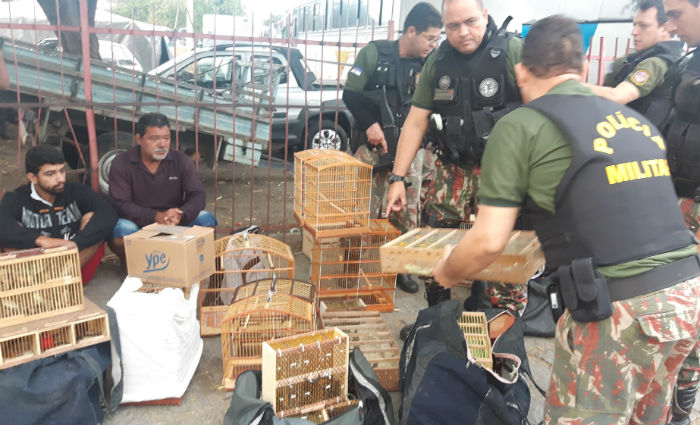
[385,0,525,315]
[343,2,442,294]
[590,0,683,129]
[433,15,700,425]
[663,1,700,423]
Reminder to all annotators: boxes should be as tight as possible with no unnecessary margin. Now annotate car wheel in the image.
[98,148,126,195]
[305,119,348,151]
[97,131,133,158]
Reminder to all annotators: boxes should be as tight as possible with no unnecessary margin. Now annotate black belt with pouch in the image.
[548,255,700,323]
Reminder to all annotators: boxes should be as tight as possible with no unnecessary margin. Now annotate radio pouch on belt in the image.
[556,257,612,323]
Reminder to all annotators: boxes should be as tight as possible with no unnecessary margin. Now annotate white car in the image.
[35,38,143,73]
[150,43,352,152]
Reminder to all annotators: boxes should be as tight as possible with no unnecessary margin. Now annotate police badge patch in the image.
[439,75,451,89]
[350,66,363,76]
[631,70,650,86]
[489,48,501,58]
[479,77,498,98]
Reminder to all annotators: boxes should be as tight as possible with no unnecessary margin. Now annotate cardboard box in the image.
[125,224,215,288]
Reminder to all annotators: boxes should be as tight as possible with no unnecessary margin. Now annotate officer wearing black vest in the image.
[590,0,683,130]
[662,0,700,423]
[386,0,525,327]
[343,2,442,294]
[433,14,700,424]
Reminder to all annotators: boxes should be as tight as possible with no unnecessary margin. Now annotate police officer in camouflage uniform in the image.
[433,15,700,425]
[385,0,526,316]
[590,0,683,130]
[663,0,700,423]
[344,2,442,294]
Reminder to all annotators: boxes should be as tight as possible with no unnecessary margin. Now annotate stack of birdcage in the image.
[0,246,110,370]
[294,149,399,311]
[199,233,296,336]
[219,277,317,390]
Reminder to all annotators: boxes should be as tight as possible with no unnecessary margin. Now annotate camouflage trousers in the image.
[354,145,428,233]
[544,276,700,425]
[421,159,526,310]
[676,198,700,392]
[421,159,479,224]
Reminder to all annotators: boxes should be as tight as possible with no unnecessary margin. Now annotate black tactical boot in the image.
[425,278,451,306]
[463,280,486,311]
[396,274,419,293]
[669,385,698,425]
[400,278,451,340]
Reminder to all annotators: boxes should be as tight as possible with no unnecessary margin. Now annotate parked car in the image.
[35,37,144,73]
[149,43,352,152]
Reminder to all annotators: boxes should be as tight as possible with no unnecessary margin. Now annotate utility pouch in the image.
[546,282,565,324]
[556,258,612,323]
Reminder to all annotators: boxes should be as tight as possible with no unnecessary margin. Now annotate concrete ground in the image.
[84,231,699,425]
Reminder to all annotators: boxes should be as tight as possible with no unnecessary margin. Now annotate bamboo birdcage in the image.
[290,399,360,423]
[262,328,349,418]
[294,149,372,238]
[0,299,110,370]
[381,229,545,284]
[200,233,295,336]
[458,311,492,370]
[206,277,316,337]
[220,293,315,390]
[321,310,401,391]
[0,246,84,327]
[311,219,400,312]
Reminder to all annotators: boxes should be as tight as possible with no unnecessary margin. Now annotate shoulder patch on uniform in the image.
[631,70,650,86]
[350,66,363,76]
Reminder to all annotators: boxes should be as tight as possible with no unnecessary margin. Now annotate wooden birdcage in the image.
[0,299,110,370]
[200,234,295,336]
[0,246,84,327]
[318,288,395,312]
[294,149,372,238]
[221,293,315,390]
[321,310,401,391]
[262,328,349,418]
[205,277,316,337]
[458,311,492,370]
[310,220,399,312]
[381,229,545,283]
[289,399,360,423]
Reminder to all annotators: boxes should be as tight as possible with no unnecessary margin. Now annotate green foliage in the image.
[111,0,244,32]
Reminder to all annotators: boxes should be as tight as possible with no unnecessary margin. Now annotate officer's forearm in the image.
[392,106,430,176]
[587,81,640,105]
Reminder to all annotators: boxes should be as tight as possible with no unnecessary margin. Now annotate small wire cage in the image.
[200,234,295,336]
[310,220,399,312]
[457,311,492,370]
[220,293,315,390]
[0,246,84,327]
[262,327,349,418]
[294,149,372,238]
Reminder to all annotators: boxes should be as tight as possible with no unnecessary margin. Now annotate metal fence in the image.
[0,0,633,235]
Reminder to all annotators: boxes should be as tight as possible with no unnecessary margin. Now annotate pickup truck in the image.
[150,43,353,153]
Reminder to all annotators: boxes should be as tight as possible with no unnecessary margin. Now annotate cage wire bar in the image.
[220,292,316,390]
[0,0,634,236]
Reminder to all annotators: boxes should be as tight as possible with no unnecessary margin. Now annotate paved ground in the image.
[84,230,699,425]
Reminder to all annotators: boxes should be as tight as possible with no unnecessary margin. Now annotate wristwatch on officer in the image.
[388,173,407,185]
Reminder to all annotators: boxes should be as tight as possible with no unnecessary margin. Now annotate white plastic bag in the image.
[107,277,203,403]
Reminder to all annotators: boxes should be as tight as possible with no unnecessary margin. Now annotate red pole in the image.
[79,0,99,191]
[597,37,606,86]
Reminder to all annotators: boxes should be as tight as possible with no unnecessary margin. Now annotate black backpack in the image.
[223,348,395,425]
[399,300,542,425]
